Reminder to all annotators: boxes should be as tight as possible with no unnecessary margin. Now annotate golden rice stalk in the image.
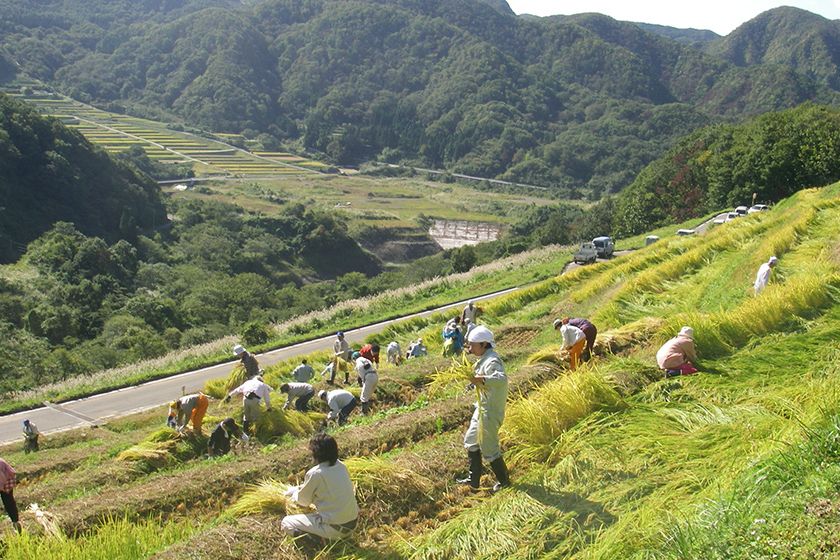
[227,479,293,517]
[254,407,318,441]
[345,456,433,505]
[426,354,474,398]
[525,345,567,367]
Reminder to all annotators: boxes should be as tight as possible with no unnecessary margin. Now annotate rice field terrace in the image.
[2,83,329,177]
[2,184,840,559]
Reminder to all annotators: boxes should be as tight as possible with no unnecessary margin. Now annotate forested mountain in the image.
[611,103,840,235]
[634,23,719,45]
[706,7,840,90]
[0,93,164,262]
[2,1,840,196]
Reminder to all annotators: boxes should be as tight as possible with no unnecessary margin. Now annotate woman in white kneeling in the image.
[281,433,359,540]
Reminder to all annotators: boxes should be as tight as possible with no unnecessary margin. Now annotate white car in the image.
[748,204,769,214]
[724,212,740,222]
[734,205,749,216]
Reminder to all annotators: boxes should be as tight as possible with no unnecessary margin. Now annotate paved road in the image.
[0,288,519,445]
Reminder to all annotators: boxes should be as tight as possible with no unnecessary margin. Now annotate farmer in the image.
[291,359,315,383]
[554,318,586,371]
[386,341,402,366]
[359,343,380,366]
[168,392,210,434]
[207,417,249,457]
[225,375,273,434]
[443,317,465,356]
[280,382,316,412]
[22,419,39,453]
[754,256,778,295]
[319,389,357,426]
[557,317,598,362]
[281,433,359,540]
[656,326,699,378]
[355,356,378,415]
[463,318,476,341]
[0,458,21,533]
[406,338,427,359]
[330,332,352,384]
[461,299,479,325]
[233,344,261,378]
[457,326,511,492]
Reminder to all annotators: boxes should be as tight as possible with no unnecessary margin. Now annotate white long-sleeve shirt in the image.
[473,349,508,422]
[291,363,315,383]
[754,262,773,294]
[559,324,585,349]
[283,383,314,409]
[325,390,355,420]
[228,378,273,408]
[290,461,359,525]
[333,338,350,360]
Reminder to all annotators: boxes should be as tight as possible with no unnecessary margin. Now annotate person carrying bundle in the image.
[656,326,699,378]
[233,344,260,378]
[457,326,510,492]
[330,332,352,385]
[168,393,210,434]
[207,417,249,457]
[554,318,586,370]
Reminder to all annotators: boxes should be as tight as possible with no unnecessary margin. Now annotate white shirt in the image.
[355,357,375,377]
[473,349,508,421]
[229,378,273,408]
[325,390,355,420]
[462,304,477,324]
[333,338,350,359]
[560,324,586,349]
[292,363,315,383]
[754,262,773,294]
[283,383,314,409]
[290,461,359,525]
[386,341,401,356]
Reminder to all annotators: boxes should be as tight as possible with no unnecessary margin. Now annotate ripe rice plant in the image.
[253,408,319,442]
[344,455,433,512]
[225,479,292,517]
[426,354,475,399]
[203,364,248,399]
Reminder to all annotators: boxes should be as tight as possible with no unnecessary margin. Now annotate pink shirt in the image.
[656,335,697,369]
[0,459,16,493]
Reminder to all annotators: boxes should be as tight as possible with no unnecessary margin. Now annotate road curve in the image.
[0,287,519,445]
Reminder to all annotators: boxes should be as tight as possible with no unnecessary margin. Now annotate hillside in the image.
[1,182,838,558]
[3,1,840,196]
[0,93,165,262]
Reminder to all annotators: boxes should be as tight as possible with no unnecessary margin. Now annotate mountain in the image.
[634,22,719,45]
[477,0,513,16]
[706,6,840,89]
[0,93,165,262]
[2,1,840,196]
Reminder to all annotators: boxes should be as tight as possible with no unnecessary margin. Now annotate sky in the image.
[505,1,840,35]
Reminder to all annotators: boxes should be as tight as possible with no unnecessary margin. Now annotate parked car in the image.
[748,204,769,214]
[676,228,696,236]
[592,236,615,259]
[734,205,749,216]
[573,242,597,264]
[645,235,659,246]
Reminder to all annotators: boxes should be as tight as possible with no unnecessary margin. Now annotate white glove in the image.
[240,433,250,443]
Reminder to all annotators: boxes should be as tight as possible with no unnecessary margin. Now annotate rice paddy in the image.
[2,184,839,559]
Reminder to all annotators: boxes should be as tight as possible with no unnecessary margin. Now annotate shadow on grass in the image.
[515,482,617,535]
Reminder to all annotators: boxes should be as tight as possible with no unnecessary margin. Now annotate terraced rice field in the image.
[2,183,839,559]
[4,86,329,177]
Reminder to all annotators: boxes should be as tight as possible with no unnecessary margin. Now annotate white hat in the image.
[318,390,327,399]
[553,319,562,329]
[467,325,494,345]
[233,344,245,356]
[679,326,694,338]
[768,256,778,264]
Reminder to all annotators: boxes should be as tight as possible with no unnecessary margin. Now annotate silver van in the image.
[592,236,614,258]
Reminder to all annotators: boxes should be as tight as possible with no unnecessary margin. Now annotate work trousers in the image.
[281,513,355,540]
[464,406,503,462]
[1,491,18,523]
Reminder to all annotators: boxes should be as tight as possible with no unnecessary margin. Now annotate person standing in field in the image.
[557,317,598,362]
[280,433,359,540]
[554,318,586,370]
[656,326,699,378]
[225,376,273,434]
[330,332,352,384]
[461,300,479,325]
[457,326,511,492]
[355,356,378,415]
[168,393,210,434]
[22,420,40,453]
[291,359,315,383]
[207,417,249,457]
[386,341,402,366]
[233,344,261,378]
[280,382,316,412]
[443,317,465,356]
[754,256,778,295]
[0,458,21,533]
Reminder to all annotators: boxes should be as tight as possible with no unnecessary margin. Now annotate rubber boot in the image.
[456,450,483,489]
[489,457,510,492]
[361,401,370,415]
[12,521,21,534]
[243,420,251,435]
